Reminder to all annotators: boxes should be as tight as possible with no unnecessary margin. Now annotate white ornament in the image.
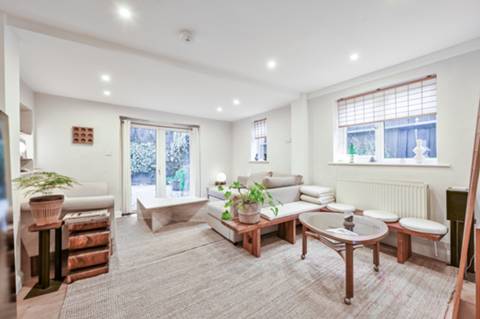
[413,139,428,163]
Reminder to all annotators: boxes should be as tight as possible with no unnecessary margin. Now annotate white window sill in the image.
[328,161,451,168]
[249,161,270,164]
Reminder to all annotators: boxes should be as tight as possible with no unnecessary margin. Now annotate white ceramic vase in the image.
[413,139,428,163]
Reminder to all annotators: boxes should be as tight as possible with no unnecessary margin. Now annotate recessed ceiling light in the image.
[232,99,240,106]
[216,106,223,112]
[100,74,111,82]
[349,53,359,61]
[103,90,111,96]
[266,59,277,70]
[117,5,132,20]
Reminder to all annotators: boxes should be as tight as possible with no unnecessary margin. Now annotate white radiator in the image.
[336,179,429,219]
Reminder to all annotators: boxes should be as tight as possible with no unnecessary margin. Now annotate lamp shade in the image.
[216,172,227,183]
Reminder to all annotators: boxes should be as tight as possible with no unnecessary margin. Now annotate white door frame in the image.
[156,127,166,198]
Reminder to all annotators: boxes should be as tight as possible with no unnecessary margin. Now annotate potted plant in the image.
[13,171,77,226]
[347,143,356,163]
[220,181,279,224]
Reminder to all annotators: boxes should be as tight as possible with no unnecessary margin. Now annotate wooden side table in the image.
[25,221,63,299]
[222,214,298,257]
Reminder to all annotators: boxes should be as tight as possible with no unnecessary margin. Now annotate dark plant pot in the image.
[238,203,260,224]
[29,194,64,226]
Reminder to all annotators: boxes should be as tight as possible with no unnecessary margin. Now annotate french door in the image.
[129,124,192,212]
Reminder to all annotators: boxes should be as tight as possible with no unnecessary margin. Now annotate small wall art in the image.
[72,126,94,145]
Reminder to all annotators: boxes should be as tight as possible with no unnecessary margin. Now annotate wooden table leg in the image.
[373,241,380,272]
[278,220,296,244]
[252,229,261,257]
[396,232,412,263]
[344,243,354,305]
[242,229,261,258]
[38,229,51,289]
[301,225,307,259]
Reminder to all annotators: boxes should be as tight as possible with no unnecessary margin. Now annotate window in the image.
[336,75,437,162]
[251,119,267,161]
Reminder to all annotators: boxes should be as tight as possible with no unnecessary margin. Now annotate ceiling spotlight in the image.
[349,53,359,61]
[101,74,111,82]
[216,106,223,112]
[103,90,111,96]
[232,99,240,106]
[117,5,132,20]
[266,59,277,70]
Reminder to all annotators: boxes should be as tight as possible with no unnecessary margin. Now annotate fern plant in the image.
[13,171,78,197]
[220,181,280,220]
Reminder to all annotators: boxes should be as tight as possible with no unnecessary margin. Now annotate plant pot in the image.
[238,203,260,224]
[29,195,64,226]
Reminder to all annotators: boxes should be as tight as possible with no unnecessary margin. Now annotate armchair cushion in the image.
[63,195,115,212]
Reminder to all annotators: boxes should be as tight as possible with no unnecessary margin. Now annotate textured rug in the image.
[60,216,456,319]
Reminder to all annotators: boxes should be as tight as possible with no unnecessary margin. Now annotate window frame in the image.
[336,116,438,164]
[251,118,268,162]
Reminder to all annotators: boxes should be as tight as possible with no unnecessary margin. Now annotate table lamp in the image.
[215,172,227,186]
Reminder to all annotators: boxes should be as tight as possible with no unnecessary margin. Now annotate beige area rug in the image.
[60,216,456,319]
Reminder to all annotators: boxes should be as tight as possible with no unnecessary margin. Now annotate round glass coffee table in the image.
[299,212,388,305]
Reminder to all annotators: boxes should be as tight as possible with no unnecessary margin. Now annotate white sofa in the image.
[207,185,324,243]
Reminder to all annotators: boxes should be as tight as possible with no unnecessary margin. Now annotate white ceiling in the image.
[1,0,480,121]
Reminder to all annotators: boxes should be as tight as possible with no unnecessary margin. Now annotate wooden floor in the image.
[17,278,67,319]
[15,243,475,319]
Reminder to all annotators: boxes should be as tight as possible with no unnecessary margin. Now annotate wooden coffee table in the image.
[222,214,298,257]
[299,212,388,305]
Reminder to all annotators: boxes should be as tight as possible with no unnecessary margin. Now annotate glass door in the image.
[163,130,191,198]
[129,125,191,212]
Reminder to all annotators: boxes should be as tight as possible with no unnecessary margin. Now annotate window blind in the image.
[337,75,437,128]
[253,118,267,139]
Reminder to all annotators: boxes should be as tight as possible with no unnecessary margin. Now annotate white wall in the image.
[34,93,232,216]
[308,50,480,261]
[232,105,291,178]
[20,80,34,110]
[290,94,309,183]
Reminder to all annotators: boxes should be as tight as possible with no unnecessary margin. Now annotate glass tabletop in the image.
[299,212,388,244]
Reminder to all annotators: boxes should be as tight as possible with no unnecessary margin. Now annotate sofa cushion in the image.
[262,175,303,189]
[399,217,448,235]
[63,182,109,197]
[207,187,241,200]
[260,201,322,220]
[267,185,301,205]
[300,185,334,198]
[246,171,272,187]
[63,195,115,212]
[207,200,227,220]
[363,210,399,223]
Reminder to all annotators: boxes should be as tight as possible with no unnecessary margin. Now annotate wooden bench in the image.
[320,207,446,263]
[386,221,444,263]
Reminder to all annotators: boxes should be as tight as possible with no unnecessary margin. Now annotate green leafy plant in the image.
[347,143,356,155]
[220,181,280,220]
[13,171,78,197]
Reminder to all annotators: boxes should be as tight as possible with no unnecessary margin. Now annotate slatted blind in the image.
[337,75,437,128]
[253,118,267,139]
